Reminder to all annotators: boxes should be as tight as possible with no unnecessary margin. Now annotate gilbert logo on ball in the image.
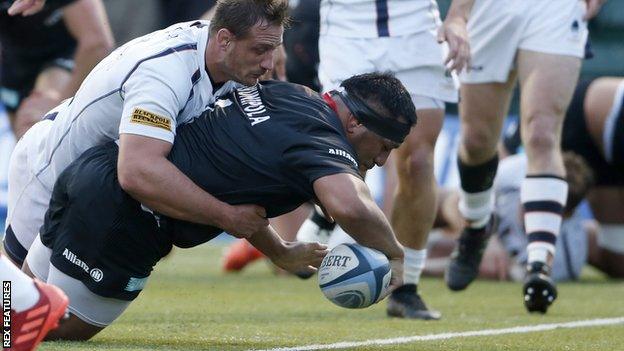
[318,243,391,309]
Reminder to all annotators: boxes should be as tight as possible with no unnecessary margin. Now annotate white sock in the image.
[0,255,39,312]
[459,188,494,228]
[403,248,426,285]
[521,176,568,265]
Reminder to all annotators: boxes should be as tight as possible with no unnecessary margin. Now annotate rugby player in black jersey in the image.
[22,72,416,341]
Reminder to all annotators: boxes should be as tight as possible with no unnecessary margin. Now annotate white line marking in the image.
[253,317,624,351]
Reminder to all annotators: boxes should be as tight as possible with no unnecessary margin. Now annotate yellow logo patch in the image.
[130,108,172,131]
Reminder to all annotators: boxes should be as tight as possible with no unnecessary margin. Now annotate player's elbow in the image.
[117,158,150,197]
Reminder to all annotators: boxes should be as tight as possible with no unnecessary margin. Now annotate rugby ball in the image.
[318,243,391,309]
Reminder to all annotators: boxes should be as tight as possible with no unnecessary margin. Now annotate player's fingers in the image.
[583,0,599,21]
[252,205,267,218]
[7,0,33,15]
[436,26,446,43]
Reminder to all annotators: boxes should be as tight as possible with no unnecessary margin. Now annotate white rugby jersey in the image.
[320,0,442,38]
[29,21,238,190]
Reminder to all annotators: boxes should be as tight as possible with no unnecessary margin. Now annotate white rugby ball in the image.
[318,243,391,309]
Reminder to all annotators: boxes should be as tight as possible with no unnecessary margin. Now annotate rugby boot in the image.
[523,261,557,314]
[10,279,69,351]
[445,215,498,291]
[222,239,265,272]
[386,284,441,320]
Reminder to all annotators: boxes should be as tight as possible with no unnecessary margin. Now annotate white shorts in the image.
[463,0,588,84]
[26,234,131,327]
[318,29,459,106]
[4,121,53,259]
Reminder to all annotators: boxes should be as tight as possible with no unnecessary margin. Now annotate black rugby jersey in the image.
[0,0,77,60]
[166,80,362,247]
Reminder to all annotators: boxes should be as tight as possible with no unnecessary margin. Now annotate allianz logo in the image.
[328,148,358,167]
[62,248,104,282]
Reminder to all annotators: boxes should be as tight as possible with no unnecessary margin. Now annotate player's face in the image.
[224,23,283,86]
[351,127,400,174]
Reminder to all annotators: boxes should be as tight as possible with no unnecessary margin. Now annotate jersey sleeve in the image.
[119,59,191,144]
[283,134,363,185]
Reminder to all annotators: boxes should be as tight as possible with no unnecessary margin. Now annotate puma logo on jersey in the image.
[130,108,172,131]
[328,148,358,167]
[237,86,271,126]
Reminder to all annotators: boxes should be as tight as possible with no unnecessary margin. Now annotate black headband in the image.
[331,90,411,144]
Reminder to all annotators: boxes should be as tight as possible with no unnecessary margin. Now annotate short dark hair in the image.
[340,72,417,127]
[209,0,290,38]
[563,152,594,214]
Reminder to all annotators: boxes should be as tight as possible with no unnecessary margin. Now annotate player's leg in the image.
[14,66,71,139]
[386,104,443,320]
[445,76,516,291]
[582,77,624,278]
[1,251,68,351]
[516,50,581,312]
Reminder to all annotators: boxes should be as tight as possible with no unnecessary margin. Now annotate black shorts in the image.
[40,143,173,301]
[561,79,624,186]
[0,52,74,111]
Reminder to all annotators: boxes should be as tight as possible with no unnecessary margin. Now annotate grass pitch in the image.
[40,244,624,351]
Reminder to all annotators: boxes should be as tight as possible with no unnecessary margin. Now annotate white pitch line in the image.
[252,317,624,351]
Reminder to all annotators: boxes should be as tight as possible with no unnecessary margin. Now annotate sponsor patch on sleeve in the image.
[130,108,172,131]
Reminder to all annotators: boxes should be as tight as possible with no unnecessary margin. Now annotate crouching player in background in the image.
[22,73,413,341]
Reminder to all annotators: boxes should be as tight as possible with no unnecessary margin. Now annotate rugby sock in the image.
[458,156,499,229]
[403,248,426,285]
[0,254,39,312]
[521,175,568,265]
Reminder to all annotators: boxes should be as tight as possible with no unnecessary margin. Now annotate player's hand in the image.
[271,241,329,275]
[438,16,471,74]
[8,0,46,16]
[380,256,404,300]
[14,90,60,139]
[221,204,269,239]
[584,0,606,21]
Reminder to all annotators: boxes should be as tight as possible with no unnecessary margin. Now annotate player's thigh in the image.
[517,50,581,126]
[584,77,624,158]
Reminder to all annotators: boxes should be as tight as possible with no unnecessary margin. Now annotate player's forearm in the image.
[59,39,113,99]
[332,199,404,260]
[446,0,475,22]
[118,155,231,228]
[246,225,286,260]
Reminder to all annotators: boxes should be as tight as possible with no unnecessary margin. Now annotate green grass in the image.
[40,244,624,351]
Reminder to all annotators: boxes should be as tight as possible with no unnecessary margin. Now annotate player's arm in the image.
[118,135,269,238]
[438,0,475,73]
[247,225,328,275]
[61,0,114,99]
[8,0,45,16]
[313,172,404,290]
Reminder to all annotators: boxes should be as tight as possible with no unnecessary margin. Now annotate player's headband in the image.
[327,89,412,144]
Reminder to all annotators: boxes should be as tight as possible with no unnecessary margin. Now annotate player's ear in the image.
[345,113,362,134]
[215,28,235,50]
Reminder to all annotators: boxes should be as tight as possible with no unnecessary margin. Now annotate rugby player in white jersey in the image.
[444,0,606,313]
[2,0,287,267]
[295,0,472,320]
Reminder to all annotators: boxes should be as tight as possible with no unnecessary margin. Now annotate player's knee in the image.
[45,314,104,341]
[402,145,434,180]
[460,128,497,159]
[523,123,558,154]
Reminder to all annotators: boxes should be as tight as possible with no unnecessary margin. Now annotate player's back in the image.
[320,0,441,37]
[169,80,360,219]
[30,21,234,191]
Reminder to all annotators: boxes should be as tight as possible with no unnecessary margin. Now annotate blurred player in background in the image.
[445,0,606,313]
[0,0,114,138]
[293,0,473,320]
[2,0,287,268]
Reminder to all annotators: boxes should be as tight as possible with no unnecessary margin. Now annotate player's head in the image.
[209,0,289,86]
[329,72,416,173]
[563,152,594,216]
